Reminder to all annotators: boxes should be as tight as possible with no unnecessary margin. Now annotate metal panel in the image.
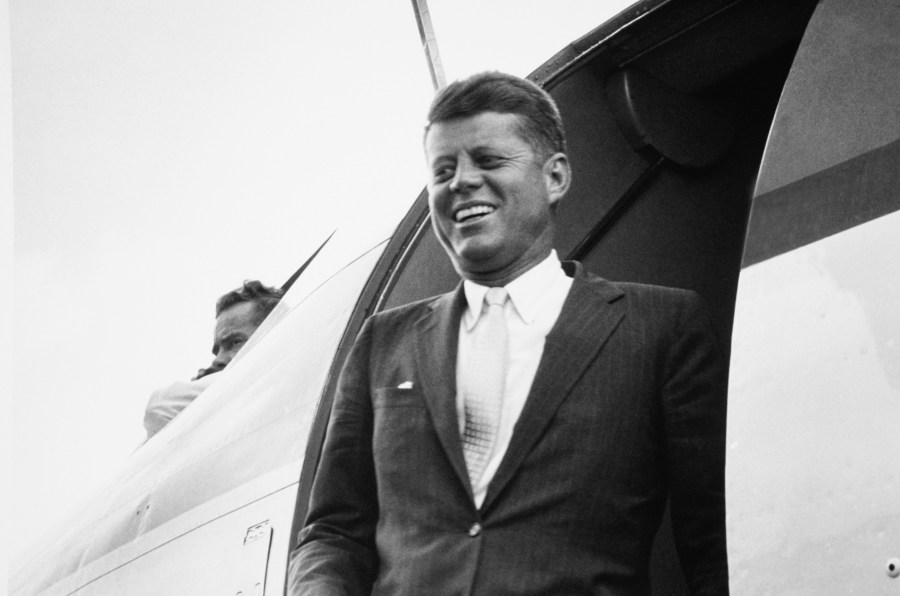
[728,210,900,593]
[74,485,295,596]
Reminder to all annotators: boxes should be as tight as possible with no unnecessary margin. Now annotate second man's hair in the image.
[215,280,284,325]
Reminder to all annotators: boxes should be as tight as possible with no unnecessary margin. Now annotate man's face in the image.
[209,301,260,373]
[425,111,569,285]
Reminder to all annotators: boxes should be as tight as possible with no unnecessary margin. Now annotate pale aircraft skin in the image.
[11,0,900,594]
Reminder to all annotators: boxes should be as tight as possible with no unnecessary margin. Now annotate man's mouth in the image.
[453,205,496,223]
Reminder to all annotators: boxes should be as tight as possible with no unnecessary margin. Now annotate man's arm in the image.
[288,319,379,596]
[143,372,219,439]
[661,292,729,595]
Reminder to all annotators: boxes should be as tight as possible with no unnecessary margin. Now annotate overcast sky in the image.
[8,0,634,563]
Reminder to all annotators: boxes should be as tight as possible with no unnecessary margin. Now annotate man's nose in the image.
[212,351,231,370]
[449,158,481,193]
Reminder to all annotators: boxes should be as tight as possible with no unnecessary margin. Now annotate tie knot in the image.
[484,287,508,307]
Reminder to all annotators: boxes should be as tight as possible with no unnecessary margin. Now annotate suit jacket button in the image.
[468,522,482,537]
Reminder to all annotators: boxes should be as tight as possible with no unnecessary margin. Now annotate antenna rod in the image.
[411,0,446,89]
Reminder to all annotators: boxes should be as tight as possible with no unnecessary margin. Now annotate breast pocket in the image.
[372,387,425,409]
[371,388,431,461]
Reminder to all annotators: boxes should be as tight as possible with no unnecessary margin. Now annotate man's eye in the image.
[476,155,502,168]
[228,338,246,350]
[433,165,455,182]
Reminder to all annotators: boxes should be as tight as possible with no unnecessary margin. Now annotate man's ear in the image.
[543,152,571,205]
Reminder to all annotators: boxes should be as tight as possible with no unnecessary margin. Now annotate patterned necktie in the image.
[461,286,509,491]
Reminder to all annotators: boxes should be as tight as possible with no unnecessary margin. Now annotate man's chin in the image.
[453,254,518,284]
[452,245,500,273]
[451,233,503,259]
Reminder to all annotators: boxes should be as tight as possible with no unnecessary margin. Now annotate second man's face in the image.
[424,111,569,285]
[210,301,260,374]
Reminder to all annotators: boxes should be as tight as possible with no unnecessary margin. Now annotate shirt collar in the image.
[463,250,566,329]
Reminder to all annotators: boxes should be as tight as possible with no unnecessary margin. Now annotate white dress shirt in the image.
[457,250,573,506]
[143,371,219,439]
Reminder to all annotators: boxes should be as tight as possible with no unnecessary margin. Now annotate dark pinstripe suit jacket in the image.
[290,262,729,595]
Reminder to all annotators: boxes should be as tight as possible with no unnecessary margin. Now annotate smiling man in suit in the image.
[289,71,729,595]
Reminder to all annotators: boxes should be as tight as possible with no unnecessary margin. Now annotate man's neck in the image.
[461,248,555,288]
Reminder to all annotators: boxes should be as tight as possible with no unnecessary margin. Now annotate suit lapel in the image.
[413,286,473,497]
[481,269,625,512]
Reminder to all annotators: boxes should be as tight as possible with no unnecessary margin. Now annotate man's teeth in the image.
[454,205,495,222]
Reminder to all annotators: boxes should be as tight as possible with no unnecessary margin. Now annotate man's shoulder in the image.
[143,372,220,438]
[372,289,457,322]
[566,261,695,301]
[359,289,458,339]
[610,279,697,302]
[576,267,698,304]
[574,271,708,332]
[146,374,217,407]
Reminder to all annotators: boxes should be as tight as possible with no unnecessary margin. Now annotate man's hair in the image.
[215,280,284,325]
[425,71,567,159]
